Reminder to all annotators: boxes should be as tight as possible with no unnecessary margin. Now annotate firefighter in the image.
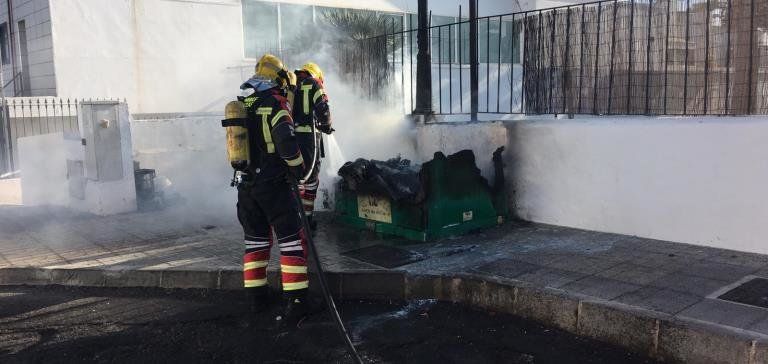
[224,54,310,322]
[293,62,332,229]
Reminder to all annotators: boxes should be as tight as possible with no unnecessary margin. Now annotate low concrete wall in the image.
[417,116,768,255]
[0,178,22,205]
[508,116,768,254]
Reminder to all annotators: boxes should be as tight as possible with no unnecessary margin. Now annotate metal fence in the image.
[338,0,768,117]
[0,98,113,175]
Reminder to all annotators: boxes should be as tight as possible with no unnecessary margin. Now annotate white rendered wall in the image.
[49,0,138,104]
[506,116,768,255]
[50,0,244,114]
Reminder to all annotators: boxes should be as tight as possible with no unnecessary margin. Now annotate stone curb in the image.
[2,267,767,363]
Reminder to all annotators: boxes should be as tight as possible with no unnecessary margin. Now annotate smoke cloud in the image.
[0,13,418,230]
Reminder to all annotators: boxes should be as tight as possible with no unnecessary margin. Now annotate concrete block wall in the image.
[0,0,56,97]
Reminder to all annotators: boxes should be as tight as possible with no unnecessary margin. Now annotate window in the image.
[0,23,8,65]
[279,3,314,53]
[431,15,455,64]
[503,19,521,64]
[242,0,278,58]
[427,16,520,65]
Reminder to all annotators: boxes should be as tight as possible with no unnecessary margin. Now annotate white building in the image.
[0,0,584,112]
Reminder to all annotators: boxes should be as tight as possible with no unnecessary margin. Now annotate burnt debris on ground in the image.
[0,285,660,364]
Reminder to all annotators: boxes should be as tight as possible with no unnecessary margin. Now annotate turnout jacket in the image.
[293,71,331,133]
[241,87,304,181]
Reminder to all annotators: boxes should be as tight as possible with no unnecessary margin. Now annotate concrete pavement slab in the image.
[678,299,768,329]
[648,273,732,297]
[3,206,768,363]
[560,276,643,300]
[614,286,703,315]
[513,267,590,288]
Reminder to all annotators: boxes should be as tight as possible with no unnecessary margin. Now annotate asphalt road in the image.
[0,285,660,364]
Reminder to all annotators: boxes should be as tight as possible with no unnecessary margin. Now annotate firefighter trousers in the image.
[297,132,321,217]
[237,177,308,293]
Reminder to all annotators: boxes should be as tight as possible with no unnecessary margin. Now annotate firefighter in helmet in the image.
[293,62,332,229]
[222,54,310,323]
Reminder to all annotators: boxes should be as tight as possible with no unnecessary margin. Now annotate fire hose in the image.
[292,123,363,364]
[288,181,362,363]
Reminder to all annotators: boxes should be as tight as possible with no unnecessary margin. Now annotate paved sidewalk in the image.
[3,205,768,362]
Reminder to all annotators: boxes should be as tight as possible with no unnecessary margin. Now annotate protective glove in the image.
[317,124,334,135]
[286,165,304,185]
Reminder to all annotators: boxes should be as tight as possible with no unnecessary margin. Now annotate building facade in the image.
[0,0,585,112]
[0,0,55,97]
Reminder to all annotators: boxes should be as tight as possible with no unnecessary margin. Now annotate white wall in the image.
[506,116,768,255]
[50,0,138,103]
[50,0,244,114]
[413,116,768,254]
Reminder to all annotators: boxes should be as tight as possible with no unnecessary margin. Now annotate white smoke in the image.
[286,40,418,210]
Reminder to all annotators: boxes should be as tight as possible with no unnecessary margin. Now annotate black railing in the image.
[0,98,120,174]
[339,0,768,117]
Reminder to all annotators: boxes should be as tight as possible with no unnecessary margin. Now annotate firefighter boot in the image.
[246,286,271,314]
[277,288,310,328]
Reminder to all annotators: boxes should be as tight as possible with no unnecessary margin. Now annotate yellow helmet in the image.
[255,54,289,86]
[301,62,324,82]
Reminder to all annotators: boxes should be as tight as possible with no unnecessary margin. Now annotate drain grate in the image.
[718,277,768,309]
[342,244,426,269]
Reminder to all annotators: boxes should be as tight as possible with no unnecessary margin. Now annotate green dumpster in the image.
[336,149,507,242]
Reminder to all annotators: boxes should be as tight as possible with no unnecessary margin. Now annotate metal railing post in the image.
[449,23,453,113]
[747,0,755,114]
[470,0,479,120]
[438,26,443,113]
[593,3,603,115]
[663,0,671,114]
[627,0,635,114]
[607,0,618,115]
[510,13,516,113]
[522,12,529,114]
[563,7,571,114]
[703,0,710,114]
[645,0,653,115]
[683,0,690,115]
[459,6,464,113]
[549,10,556,114]
[724,0,732,114]
[486,17,490,112]
[578,4,586,114]
[497,16,502,113]
[414,0,433,116]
